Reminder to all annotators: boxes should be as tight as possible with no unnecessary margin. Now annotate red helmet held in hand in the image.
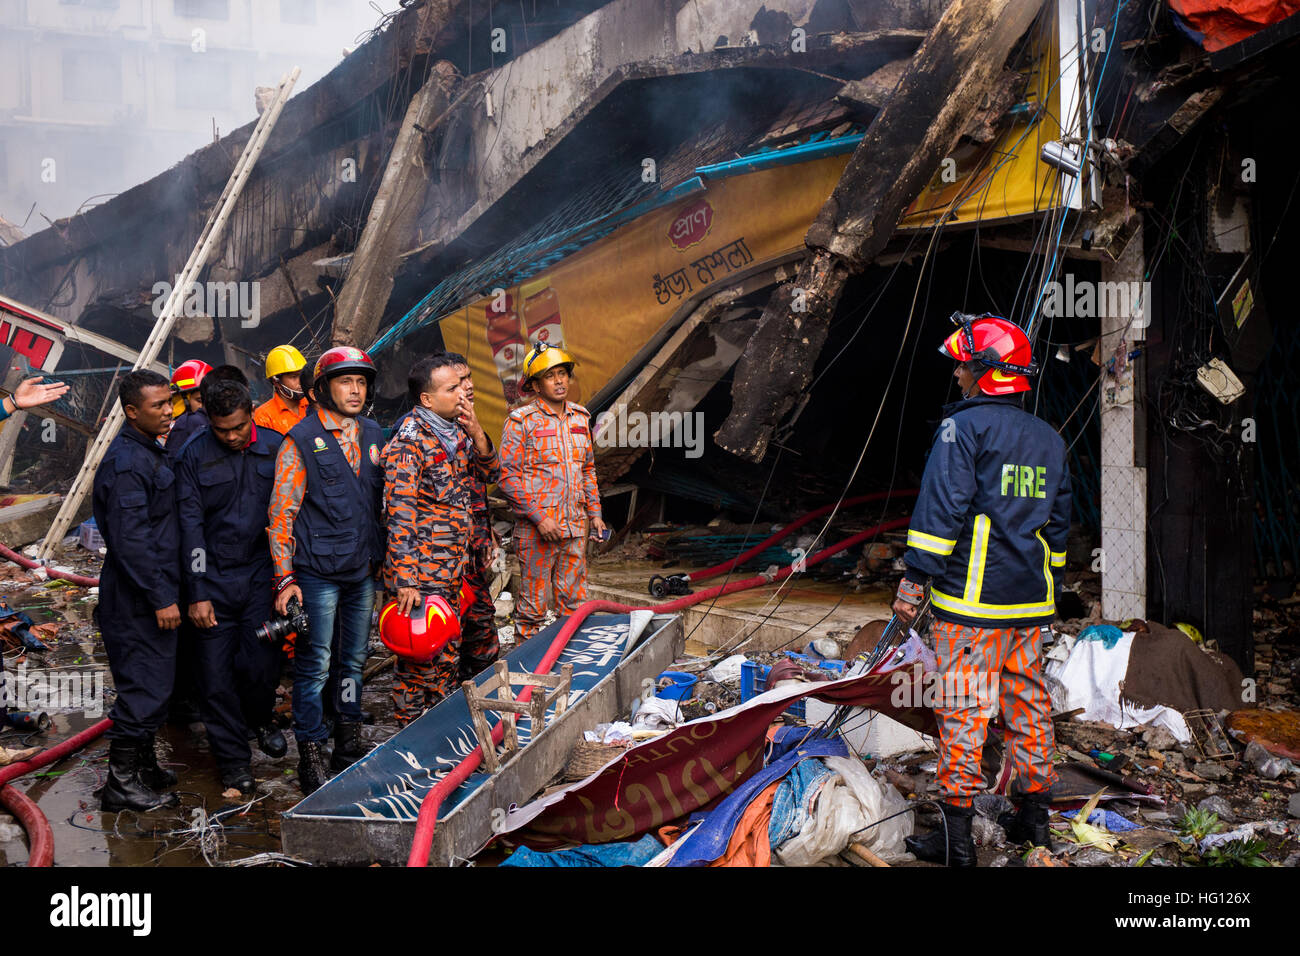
[937,313,1038,396]
[378,594,460,663]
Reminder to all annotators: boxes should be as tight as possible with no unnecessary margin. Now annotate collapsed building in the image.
[1,0,1299,866]
[3,0,1295,666]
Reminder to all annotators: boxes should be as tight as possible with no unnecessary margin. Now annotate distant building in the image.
[0,0,371,228]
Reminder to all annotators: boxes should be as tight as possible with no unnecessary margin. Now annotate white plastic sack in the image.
[774,756,913,866]
[632,696,681,731]
[708,654,749,683]
[1044,632,1191,743]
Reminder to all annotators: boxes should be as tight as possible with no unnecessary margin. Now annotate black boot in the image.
[330,719,367,771]
[905,803,978,867]
[255,724,288,759]
[297,740,330,795]
[221,766,256,795]
[137,735,178,790]
[102,739,180,812]
[1002,791,1053,847]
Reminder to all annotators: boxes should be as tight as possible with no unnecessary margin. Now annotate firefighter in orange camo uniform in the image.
[382,352,499,724]
[894,313,1071,868]
[499,343,606,643]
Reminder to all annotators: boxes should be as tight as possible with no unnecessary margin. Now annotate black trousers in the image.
[193,581,278,769]
[99,568,176,741]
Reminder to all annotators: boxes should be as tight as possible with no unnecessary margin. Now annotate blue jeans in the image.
[293,571,375,743]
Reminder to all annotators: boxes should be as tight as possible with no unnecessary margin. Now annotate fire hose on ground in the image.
[406,514,911,866]
[647,490,917,597]
[0,541,100,588]
[0,718,114,867]
[0,540,105,865]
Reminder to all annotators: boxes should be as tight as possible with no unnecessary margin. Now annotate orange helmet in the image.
[378,594,461,663]
[170,359,212,394]
[938,313,1037,396]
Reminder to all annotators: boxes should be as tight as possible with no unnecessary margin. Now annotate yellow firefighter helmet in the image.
[265,344,307,379]
[521,341,575,381]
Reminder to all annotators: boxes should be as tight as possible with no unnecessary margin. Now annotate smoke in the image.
[0,0,388,233]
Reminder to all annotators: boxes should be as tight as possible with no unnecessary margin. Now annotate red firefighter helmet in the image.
[378,594,461,663]
[937,313,1038,396]
[313,346,376,385]
[170,359,213,394]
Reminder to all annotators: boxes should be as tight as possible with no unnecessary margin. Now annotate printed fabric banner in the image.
[495,637,939,848]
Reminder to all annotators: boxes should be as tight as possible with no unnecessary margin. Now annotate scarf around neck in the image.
[413,405,463,457]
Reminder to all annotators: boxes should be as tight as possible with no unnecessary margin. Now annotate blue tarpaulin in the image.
[1059,807,1143,832]
[500,833,664,867]
[666,730,849,867]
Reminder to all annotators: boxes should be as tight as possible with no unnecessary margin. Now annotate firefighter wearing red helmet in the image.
[268,345,386,794]
[895,312,1071,867]
[166,359,213,454]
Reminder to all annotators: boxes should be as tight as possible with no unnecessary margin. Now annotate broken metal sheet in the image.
[0,293,168,377]
[281,613,683,866]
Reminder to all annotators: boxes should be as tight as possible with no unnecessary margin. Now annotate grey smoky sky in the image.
[1,0,386,235]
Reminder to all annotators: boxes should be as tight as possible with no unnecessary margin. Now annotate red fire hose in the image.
[405,515,910,866]
[680,489,919,584]
[0,718,113,867]
[0,541,104,865]
[0,541,100,588]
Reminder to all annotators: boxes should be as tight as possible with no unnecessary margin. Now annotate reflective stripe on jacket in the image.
[902,395,1071,628]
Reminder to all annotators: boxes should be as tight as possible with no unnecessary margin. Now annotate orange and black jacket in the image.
[381,412,499,597]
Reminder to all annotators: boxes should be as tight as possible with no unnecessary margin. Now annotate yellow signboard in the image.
[898,6,1075,228]
[436,155,851,444]
[424,10,1077,444]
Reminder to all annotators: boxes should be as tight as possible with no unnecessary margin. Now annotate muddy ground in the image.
[3,537,1299,867]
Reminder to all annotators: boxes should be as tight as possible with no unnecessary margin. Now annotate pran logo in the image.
[667,199,714,251]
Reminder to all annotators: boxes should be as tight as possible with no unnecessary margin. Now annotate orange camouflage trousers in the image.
[514,522,587,642]
[931,619,1058,808]
[392,637,461,725]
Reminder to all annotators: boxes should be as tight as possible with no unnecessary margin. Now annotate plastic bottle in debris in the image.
[1243,740,1298,780]
[522,277,564,351]
[485,292,527,404]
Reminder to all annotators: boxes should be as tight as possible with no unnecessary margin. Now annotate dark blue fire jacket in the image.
[176,424,284,602]
[902,395,1072,628]
[92,425,180,612]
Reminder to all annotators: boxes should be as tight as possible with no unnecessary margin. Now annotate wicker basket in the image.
[563,739,632,781]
